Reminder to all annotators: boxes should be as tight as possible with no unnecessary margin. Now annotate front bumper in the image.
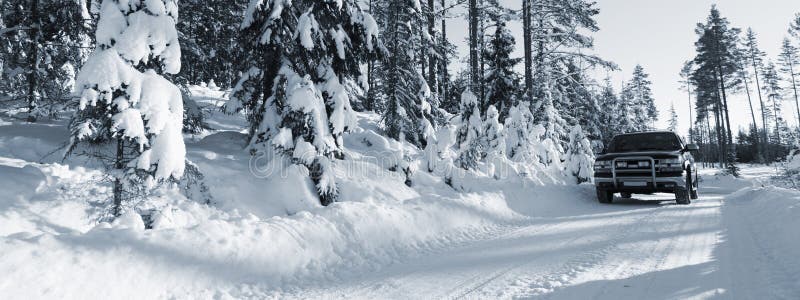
[594,175,687,193]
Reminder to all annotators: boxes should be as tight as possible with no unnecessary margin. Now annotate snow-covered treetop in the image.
[461,90,478,109]
[243,0,379,54]
[95,0,181,74]
[71,0,185,181]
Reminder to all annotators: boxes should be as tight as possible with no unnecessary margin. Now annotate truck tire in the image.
[688,170,699,200]
[675,186,691,205]
[597,188,614,204]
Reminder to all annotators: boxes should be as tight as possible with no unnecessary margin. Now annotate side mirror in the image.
[685,144,699,152]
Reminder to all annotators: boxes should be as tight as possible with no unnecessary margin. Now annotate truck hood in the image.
[596,150,683,161]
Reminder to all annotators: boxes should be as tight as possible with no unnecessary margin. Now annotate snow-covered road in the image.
[290,167,799,299]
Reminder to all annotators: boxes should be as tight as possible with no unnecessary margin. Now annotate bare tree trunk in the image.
[440,0,447,103]
[25,0,40,122]
[772,96,782,145]
[468,0,479,94]
[740,72,762,162]
[713,108,724,168]
[687,85,693,143]
[718,75,733,145]
[705,113,713,168]
[478,0,485,105]
[788,59,800,131]
[752,57,769,157]
[113,138,124,217]
[427,0,437,96]
[366,0,375,111]
[522,0,532,97]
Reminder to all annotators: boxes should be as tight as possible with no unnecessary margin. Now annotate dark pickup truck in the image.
[593,131,700,205]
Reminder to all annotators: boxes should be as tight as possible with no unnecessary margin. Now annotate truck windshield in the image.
[608,133,682,153]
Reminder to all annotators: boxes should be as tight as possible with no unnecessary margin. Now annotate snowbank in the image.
[1,102,574,298]
[722,186,800,293]
[0,165,524,299]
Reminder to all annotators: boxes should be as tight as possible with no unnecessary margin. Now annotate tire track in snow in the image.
[335,221,553,300]
[589,196,719,299]
[508,202,669,299]
[731,200,800,299]
[436,221,572,300]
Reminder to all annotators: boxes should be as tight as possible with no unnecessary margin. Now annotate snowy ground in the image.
[285,166,800,299]
[1,88,798,299]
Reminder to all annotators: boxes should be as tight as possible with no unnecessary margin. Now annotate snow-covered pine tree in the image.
[526,0,610,153]
[531,73,568,152]
[763,61,788,146]
[456,90,483,169]
[228,0,380,206]
[564,125,595,184]
[67,0,186,217]
[482,105,506,178]
[597,78,621,147]
[504,101,538,163]
[743,28,770,149]
[560,58,603,150]
[668,103,679,132]
[381,0,436,148]
[483,20,520,122]
[778,38,800,127]
[617,81,637,133]
[628,65,658,131]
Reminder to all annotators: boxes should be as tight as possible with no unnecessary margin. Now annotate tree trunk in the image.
[788,59,800,131]
[687,85,693,143]
[113,138,124,217]
[440,0,447,103]
[427,0,437,97]
[468,0,479,94]
[478,0,486,104]
[705,113,713,168]
[522,0,532,97]
[25,0,40,122]
[752,57,769,155]
[716,68,733,146]
[740,72,762,162]
[772,96,782,145]
[365,0,374,111]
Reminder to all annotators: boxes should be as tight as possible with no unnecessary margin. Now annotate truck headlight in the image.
[594,160,610,169]
[658,158,683,170]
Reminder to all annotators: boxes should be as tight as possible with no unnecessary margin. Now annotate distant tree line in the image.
[681,6,800,175]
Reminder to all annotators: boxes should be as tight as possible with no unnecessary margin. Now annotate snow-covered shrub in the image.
[482,105,508,179]
[456,91,483,170]
[564,125,595,184]
[782,147,800,188]
[505,103,538,164]
[227,0,380,206]
[66,0,185,217]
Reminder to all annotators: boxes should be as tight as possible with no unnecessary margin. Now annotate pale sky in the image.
[446,0,800,138]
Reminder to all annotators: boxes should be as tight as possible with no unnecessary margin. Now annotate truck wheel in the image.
[675,187,691,205]
[688,171,699,200]
[597,188,614,204]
